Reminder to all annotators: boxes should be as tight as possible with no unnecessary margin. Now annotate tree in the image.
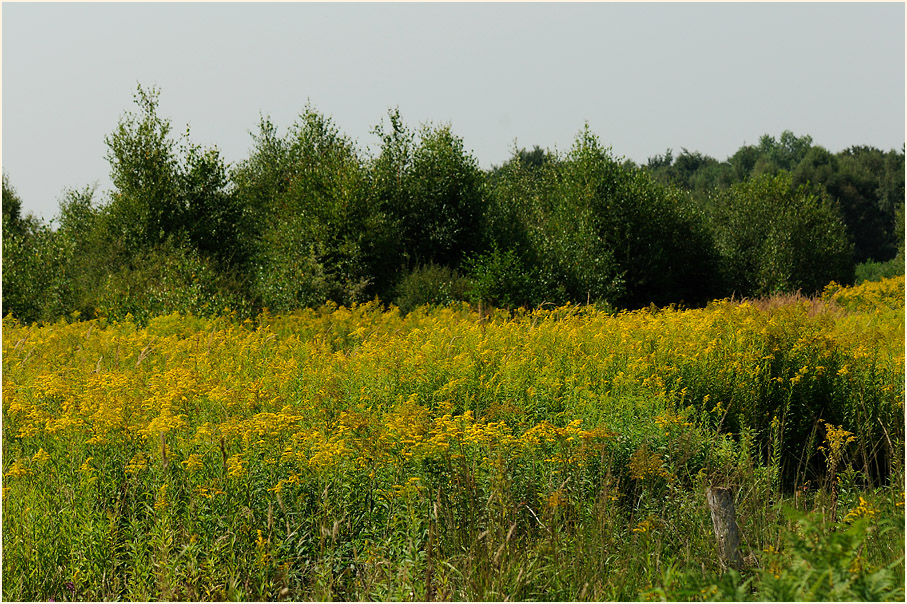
[181,139,247,268]
[54,185,107,317]
[757,130,814,173]
[837,145,903,262]
[728,143,761,181]
[2,176,75,322]
[673,149,719,189]
[233,105,372,311]
[793,145,902,263]
[2,172,32,238]
[104,85,183,254]
[405,123,484,267]
[555,126,719,308]
[708,173,853,296]
[367,109,485,293]
[104,84,247,270]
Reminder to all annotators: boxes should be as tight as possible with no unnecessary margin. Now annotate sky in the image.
[2,1,905,222]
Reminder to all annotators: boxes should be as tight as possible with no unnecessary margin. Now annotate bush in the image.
[392,264,470,314]
[370,110,485,273]
[462,245,536,308]
[95,239,252,323]
[235,107,373,310]
[855,257,905,284]
[654,505,905,601]
[1,222,74,324]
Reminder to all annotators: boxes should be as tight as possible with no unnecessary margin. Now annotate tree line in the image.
[2,86,904,323]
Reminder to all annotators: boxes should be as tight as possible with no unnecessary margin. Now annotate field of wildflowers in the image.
[2,276,904,601]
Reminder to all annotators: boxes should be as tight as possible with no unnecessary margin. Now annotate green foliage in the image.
[2,172,34,239]
[250,223,334,314]
[4,89,903,324]
[757,130,815,174]
[645,148,734,200]
[181,141,248,268]
[485,140,620,307]
[229,116,290,236]
[104,85,184,254]
[1,176,82,323]
[51,186,112,318]
[708,173,854,297]
[793,145,901,264]
[95,239,251,323]
[482,130,722,309]
[1,220,73,324]
[462,246,536,309]
[479,146,548,272]
[855,257,905,284]
[654,505,905,602]
[755,511,904,601]
[362,109,415,298]
[406,123,484,267]
[235,106,372,310]
[486,144,557,187]
[392,264,470,314]
[104,84,246,270]
[556,126,720,308]
[368,109,485,279]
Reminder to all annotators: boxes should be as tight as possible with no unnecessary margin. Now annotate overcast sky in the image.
[2,1,905,222]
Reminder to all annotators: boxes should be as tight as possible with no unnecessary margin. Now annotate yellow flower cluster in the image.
[818,420,857,473]
[824,275,904,311]
[654,409,693,435]
[843,496,877,523]
[628,445,671,482]
[2,279,902,517]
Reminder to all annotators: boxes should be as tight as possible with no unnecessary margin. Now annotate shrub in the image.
[392,264,470,314]
[462,245,536,309]
[95,239,251,323]
[2,215,77,324]
[855,257,905,284]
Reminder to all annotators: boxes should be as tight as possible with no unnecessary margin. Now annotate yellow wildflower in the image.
[844,496,877,523]
[181,453,204,472]
[31,448,51,465]
[226,454,246,478]
[629,445,670,481]
[154,484,168,510]
[4,459,31,478]
[125,452,148,475]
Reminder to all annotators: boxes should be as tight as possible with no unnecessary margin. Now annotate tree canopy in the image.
[2,89,901,323]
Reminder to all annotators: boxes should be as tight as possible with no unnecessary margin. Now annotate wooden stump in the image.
[706,487,743,571]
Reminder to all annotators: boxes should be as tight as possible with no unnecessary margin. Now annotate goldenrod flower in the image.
[181,453,204,472]
[226,454,246,478]
[844,496,877,523]
[629,445,670,481]
[154,484,168,510]
[125,452,147,475]
[31,448,50,466]
[4,459,31,478]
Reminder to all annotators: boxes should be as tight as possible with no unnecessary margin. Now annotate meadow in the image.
[2,276,904,601]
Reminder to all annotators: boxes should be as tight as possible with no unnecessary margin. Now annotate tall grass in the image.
[2,277,904,600]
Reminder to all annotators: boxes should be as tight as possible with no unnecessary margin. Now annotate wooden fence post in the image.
[706,486,742,571]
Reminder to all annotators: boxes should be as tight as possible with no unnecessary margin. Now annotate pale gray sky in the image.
[2,1,905,222]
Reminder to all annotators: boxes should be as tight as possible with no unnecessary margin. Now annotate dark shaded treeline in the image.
[2,86,903,323]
